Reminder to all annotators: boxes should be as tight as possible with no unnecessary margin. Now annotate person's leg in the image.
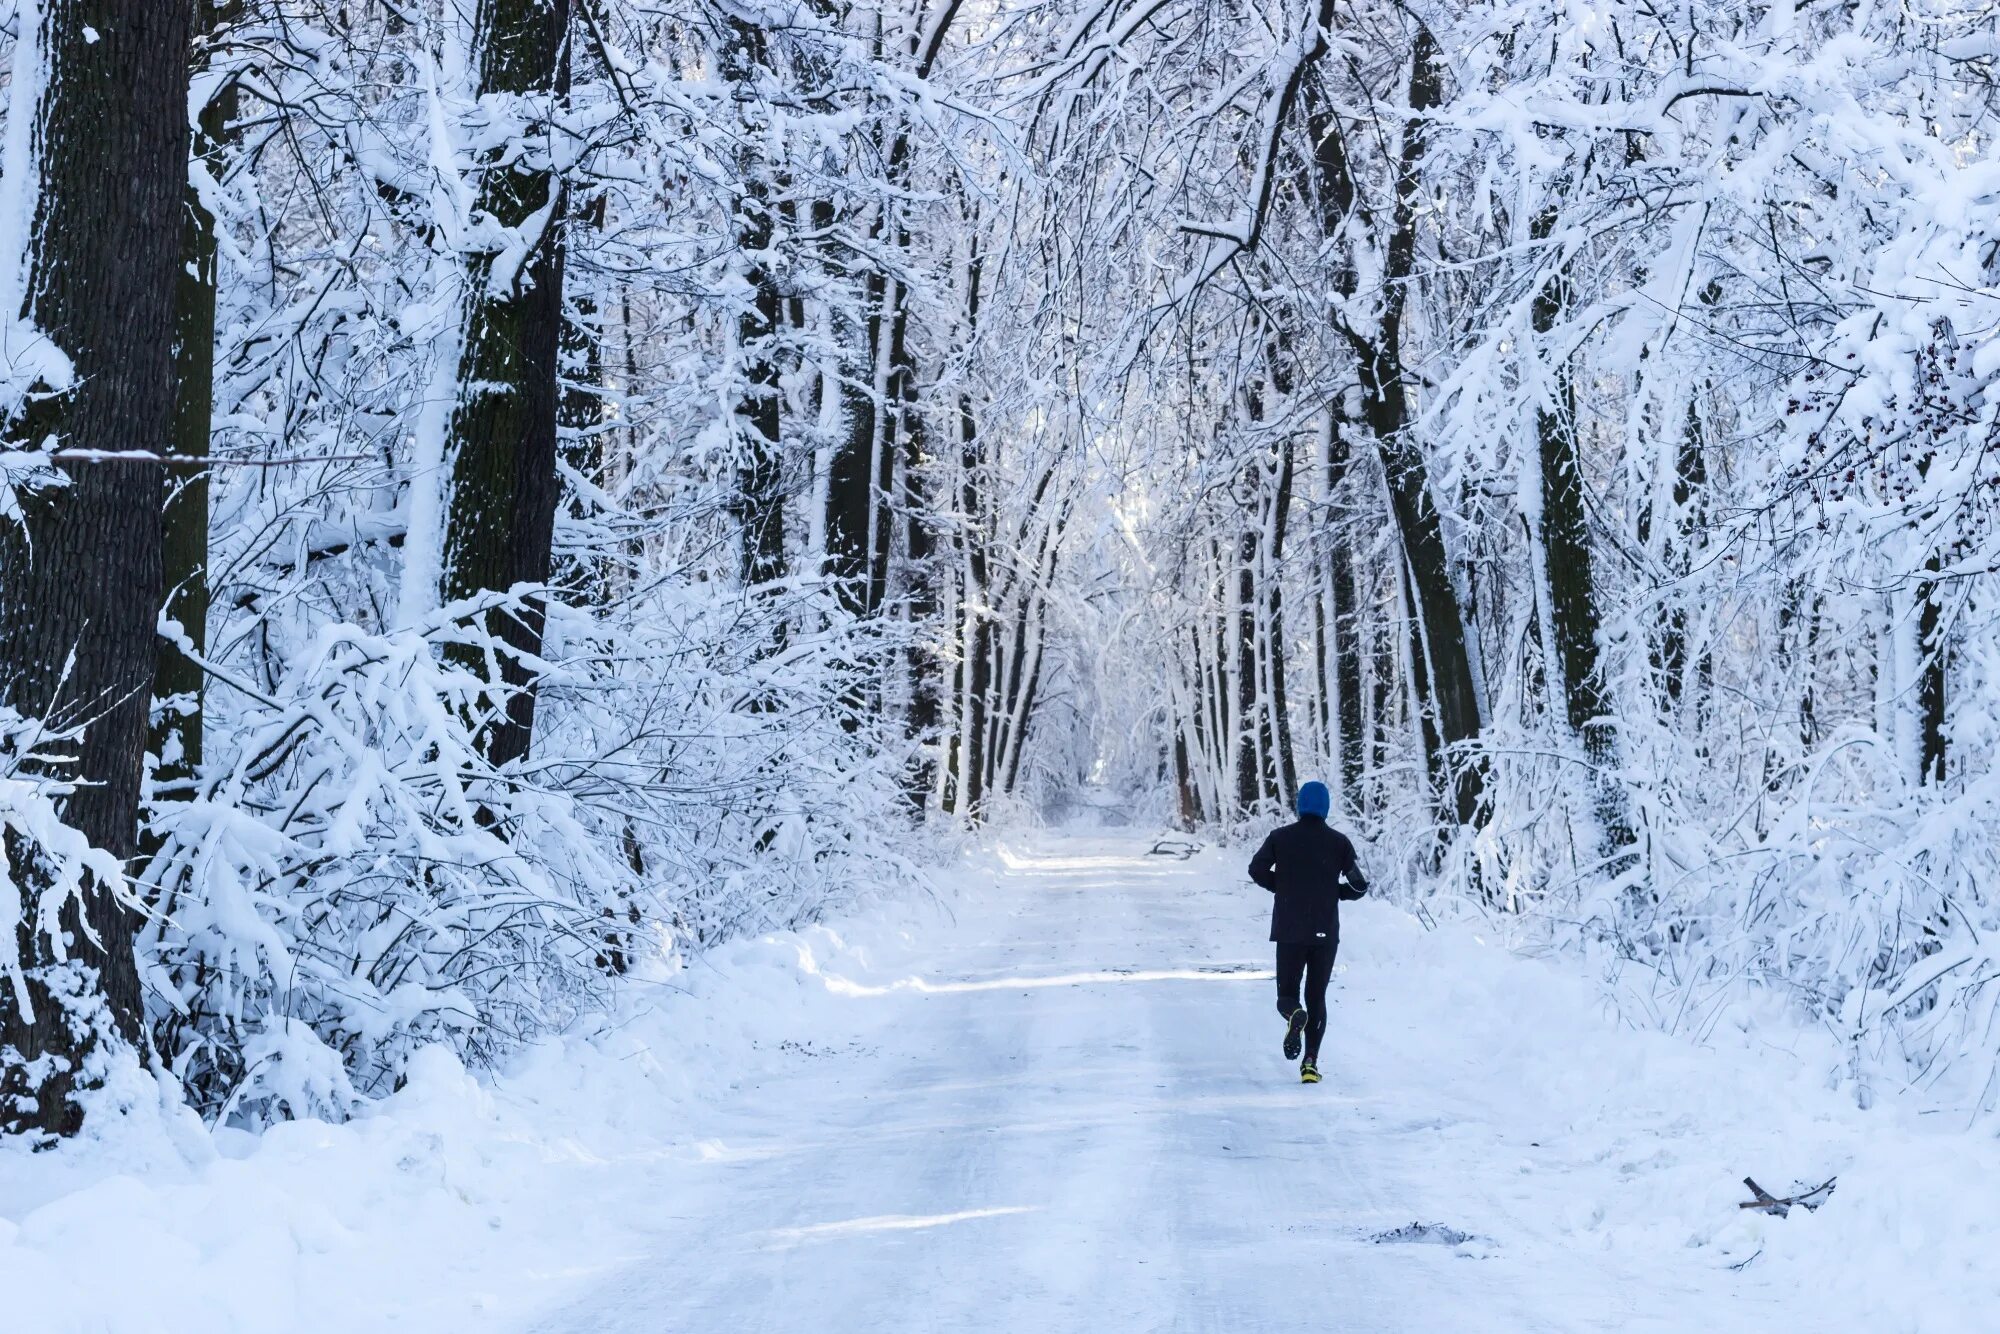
[1274,942,1305,1022]
[1275,942,1310,1058]
[1301,941,1337,1064]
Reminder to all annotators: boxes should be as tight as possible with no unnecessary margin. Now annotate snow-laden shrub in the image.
[540,578,918,947]
[0,709,128,1024]
[139,605,639,1121]
[140,555,915,1125]
[0,707,143,1133]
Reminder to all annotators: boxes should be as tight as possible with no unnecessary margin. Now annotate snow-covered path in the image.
[527,833,1796,1334]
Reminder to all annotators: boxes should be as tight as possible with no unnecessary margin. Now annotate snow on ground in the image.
[3,831,1992,1331]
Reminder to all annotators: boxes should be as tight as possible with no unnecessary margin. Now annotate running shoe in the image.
[1282,1007,1307,1060]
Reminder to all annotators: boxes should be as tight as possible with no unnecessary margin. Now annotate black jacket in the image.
[1248,816,1368,944]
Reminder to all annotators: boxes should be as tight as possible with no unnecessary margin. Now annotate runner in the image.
[1246,781,1368,1083]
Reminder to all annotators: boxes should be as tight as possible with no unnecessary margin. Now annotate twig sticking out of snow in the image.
[1739,1176,1837,1218]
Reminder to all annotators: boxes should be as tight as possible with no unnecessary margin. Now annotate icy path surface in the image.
[527,833,1801,1334]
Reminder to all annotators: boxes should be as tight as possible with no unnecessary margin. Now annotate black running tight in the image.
[1274,940,1338,1062]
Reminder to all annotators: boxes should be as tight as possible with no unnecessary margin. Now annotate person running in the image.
[1247,781,1367,1084]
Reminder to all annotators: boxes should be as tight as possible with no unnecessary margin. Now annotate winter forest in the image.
[2,0,1998,1325]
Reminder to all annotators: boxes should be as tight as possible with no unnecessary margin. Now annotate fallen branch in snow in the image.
[1739,1176,1837,1218]
[1149,839,1201,860]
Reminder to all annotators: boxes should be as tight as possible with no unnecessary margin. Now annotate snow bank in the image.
[1326,866,2000,1334]
[0,889,946,1333]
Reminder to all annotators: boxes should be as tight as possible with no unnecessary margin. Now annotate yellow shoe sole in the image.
[1300,1067,1321,1084]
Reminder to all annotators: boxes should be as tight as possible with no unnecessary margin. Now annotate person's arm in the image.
[1248,832,1279,892]
[1337,834,1368,900]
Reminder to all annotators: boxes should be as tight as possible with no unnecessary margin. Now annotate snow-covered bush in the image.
[0,709,127,1025]
[139,609,634,1119]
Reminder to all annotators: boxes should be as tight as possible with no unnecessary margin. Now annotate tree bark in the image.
[827,258,886,615]
[1657,399,1708,710]
[557,191,612,606]
[1917,554,1947,785]
[438,0,572,771]
[1532,207,1634,861]
[154,1,241,810]
[945,230,988,817]
[1266,431,1298,801]
[1234,516,1260,816]
[0,0,191,1137]
[898,278,941,807]
[724,21,787,598]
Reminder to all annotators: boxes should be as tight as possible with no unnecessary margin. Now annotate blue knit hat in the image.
[1296,781,1331,818]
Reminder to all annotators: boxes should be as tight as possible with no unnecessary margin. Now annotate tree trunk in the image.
[0,0,191,1137]
[1326,411,1365,809]
[1234,515,1260,816]
[725,21,786,597]
[1658,399,1708,710]
[1266,431,1297,800]
[1532,207,1634,861]
[558,194,606,475]
[942,226,988,817]
[869,280,903,618]
[1917,553,1947,785]
[154,1,240,810]
[898,276,941,807]
[558,191,611,606]
[1303,64,1364,815]
[1346,28,1485,828]
[1186,629,1214,822]
[827,254,886,614]
[1173,730,1200,826]
[438,0,571,771]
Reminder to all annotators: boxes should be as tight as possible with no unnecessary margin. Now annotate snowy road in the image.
[527,834,1793,1334]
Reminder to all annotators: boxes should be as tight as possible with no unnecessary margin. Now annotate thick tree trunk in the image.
[0,0,191,1137]
[438,0,571,771]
